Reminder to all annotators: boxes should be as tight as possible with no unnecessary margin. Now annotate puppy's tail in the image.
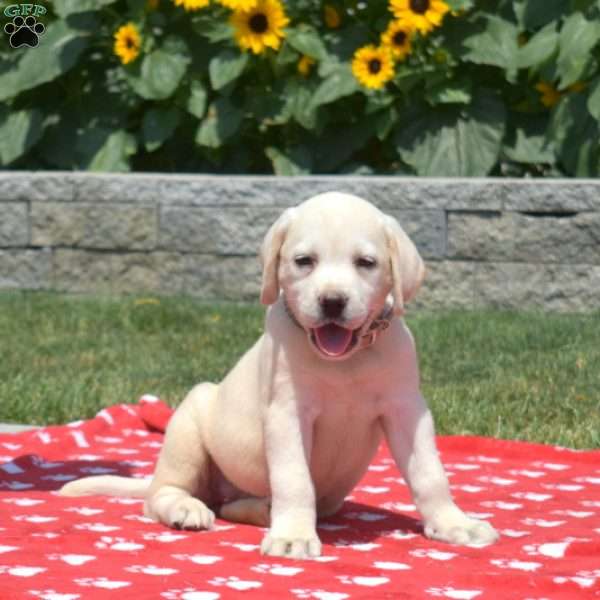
[59,475,151,498]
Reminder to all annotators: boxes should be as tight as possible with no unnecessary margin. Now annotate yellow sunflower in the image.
[351,45,395,90]
[113,23,141,65]
[381,20,413,61]
[323,4,342,29]
[535,80,586,108]
[297,54,315,76]
[535,81,561,108]
[173,0,210,10]
[217,0,257,9]
[230,0,290,54]
[389,0,449,35]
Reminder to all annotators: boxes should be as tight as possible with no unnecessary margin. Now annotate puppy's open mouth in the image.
[310,323,359,358]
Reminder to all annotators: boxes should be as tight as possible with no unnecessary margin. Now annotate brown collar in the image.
[282,295,394,351]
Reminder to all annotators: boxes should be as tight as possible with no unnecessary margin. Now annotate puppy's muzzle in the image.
[319,293,348,321]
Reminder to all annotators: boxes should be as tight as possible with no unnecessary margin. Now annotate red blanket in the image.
[1,396,598,599]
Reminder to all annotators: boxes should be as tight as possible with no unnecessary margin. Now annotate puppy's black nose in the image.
[319,294,347,320]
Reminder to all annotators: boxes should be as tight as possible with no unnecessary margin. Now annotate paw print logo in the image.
[4,15,45,48]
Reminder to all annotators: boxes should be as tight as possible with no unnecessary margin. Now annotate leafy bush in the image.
[1,0,600,176]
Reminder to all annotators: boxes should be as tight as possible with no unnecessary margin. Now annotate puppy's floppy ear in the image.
[259,207,297,305]
[383,214,425,315]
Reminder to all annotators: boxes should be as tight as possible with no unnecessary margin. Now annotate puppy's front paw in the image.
[168,497,215,531]
[425,512,499,546]
[261,531,322,559]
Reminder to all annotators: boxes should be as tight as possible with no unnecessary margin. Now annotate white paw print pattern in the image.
[94,536,145,551]
[490,558,542,572]
[2,497,45,507]
[1,396,599,599]
[161,590,220,600]
[207,576,262,591]
[74,577,131,589]
[251,562,304,576]
[46,554,96,566]
[125,565,179,576]
[0,565,47,577]
[426,587,482,599]
[74,522,120,532]
[291,589,349,600]
[29,591,81,600]
[172,554,223,565]
[410,548,458,561]
[336,574,390,587]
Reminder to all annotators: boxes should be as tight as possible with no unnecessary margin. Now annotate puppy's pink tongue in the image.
[314,324,353,357]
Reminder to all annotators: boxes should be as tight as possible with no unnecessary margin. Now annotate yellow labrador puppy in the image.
[61,192,498,559]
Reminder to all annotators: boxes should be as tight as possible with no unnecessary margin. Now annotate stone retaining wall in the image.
[1,172,599,312]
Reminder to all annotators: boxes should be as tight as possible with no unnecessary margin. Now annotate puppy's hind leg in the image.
[144,383,217,531]
[220,497,270,527]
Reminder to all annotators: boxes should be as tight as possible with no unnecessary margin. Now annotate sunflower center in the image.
[410,0,430,14]
[125,36,135,49]
[393,31,407,46]
[368,58,382,74]
[249,13,269,33]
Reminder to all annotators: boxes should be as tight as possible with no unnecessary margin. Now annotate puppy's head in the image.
[260,192,424,360]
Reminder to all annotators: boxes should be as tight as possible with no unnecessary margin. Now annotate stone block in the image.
[159,206,280,254]
[415,260,600,313]
[0,249,51,289]
[389,210,446,259]
[112,253,161,294]
[447,211,600,264]
[0,202,28,246]
[414,260,477,311]
[160,253,262,301]
[471,262,600,313]
[32,203,157,250]
[0,172,75,202]
[501,179,600,211]
[52,249,114,293]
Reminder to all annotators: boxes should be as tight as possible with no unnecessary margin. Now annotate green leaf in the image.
[517,0,569,30]
[502,116,555,164]
[374,107,398,141]
[310,64,359,109]
[246,88,289,126]
[549,93,600,176]
[517,23,558,69]
[85,130,137,172]
[286,26,328,60]
[52,0,117,17]
[462,15,519,81]
[556,13,600,89]
[313,120,376,172]
[0,109,44,165]
[209,50,249,91]
[425,80,472,105]
[587,77,600,121]
[193,16,235,43]
[40,118,136,171]
[265,146,312,175]
[187,80,208,119]
[395,90,507,176]
[128,50,189,100]
[445,0,474,9]
[142,108,180,152]
[0,19,91,102]
[283,79,319,130]
[195,98,243,148]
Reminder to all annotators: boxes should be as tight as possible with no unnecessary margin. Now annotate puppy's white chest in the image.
[308,388,384,497]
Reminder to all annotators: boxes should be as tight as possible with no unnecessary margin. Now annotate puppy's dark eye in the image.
[356,256,377,269]
[295,255,315,268]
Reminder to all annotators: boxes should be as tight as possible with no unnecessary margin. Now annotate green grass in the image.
[1,291,598,449]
